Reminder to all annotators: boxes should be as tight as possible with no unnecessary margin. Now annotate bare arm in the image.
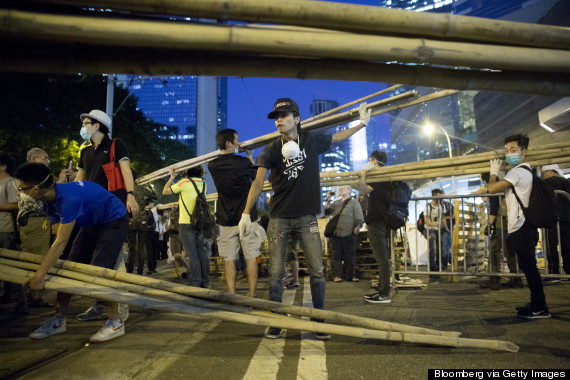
[26,221,75,290]
[243,167,267,214]
[75,169,86,182]
[331,123,366,144]
[162,166,176,196]
[357,169,374,195]
[119,160,139,218]
[0,203,18,211]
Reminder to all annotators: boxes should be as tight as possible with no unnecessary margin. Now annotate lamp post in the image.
[423,124,452,159]
[424,123,455,191]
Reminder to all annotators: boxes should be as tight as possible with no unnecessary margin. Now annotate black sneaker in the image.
[363,290,379,300]
[314,332,331,340]
[515,303,532,313]
[364,293,391,304]
[264,327,282,339]
[502,279,524,288]
[517,306,551,319]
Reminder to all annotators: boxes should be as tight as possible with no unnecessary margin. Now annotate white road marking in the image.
[297,276,328,380]
[242,290,296,380]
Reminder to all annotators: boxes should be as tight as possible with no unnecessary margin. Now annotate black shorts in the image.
[68,214,129,269]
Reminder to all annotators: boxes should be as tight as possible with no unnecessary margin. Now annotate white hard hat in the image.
[282,140,300,160]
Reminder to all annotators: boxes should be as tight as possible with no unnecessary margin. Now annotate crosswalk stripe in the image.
[297,276,328,380]
[242,290,296,380]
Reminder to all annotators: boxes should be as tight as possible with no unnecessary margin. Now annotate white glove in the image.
[489,159,503,177]
[363,162,375,171]
[358,102,372,126]
[238,213,252,239]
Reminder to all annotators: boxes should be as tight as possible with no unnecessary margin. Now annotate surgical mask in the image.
[505,153,521,166]
[80,126,92,141]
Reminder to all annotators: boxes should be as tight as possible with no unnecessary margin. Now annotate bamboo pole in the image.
[302,85,403,124]
[0,249,461,337]
[3,10,569,73]
[3,45,569,96]
[0,257,290,321]
[135,90,422,185]
[34,0,570,50]
[0,264,518,352]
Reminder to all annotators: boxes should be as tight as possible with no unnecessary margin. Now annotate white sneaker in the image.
[90,319,125,343]
[29,316,67,340]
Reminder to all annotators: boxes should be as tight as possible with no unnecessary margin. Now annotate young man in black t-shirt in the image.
[208,128,260,297]
[239,98,371,340]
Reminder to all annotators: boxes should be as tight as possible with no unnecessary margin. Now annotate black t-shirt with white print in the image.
[255,131,332,218]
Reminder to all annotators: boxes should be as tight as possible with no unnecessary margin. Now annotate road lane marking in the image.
[242,290,296,380]
[298,276,327,380]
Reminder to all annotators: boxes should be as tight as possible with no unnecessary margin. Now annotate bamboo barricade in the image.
[0,249,457,338]
[34,0,570,50]
[160,142,570,203]
[3,10,569,74]
[3,48,569,97]
[0,259,520,352]
[135,89,422,185]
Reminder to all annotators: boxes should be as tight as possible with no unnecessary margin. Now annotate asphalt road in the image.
[1,260,569,380]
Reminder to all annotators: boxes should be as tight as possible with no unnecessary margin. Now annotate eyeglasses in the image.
[82,121,92,127]
[14,181,35,192]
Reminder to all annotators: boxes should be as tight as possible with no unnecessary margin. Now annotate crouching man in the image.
[14,163,129,342]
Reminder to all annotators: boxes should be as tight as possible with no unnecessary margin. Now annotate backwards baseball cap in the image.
[267,98,299,119]
[542,164,564,177]
[80,109,112,130]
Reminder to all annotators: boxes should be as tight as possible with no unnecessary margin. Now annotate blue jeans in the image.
[428,229,450,272]
[267,215,325,310]
[179,224,210,288]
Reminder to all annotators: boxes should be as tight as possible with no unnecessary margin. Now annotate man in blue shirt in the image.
[14,163,129,342]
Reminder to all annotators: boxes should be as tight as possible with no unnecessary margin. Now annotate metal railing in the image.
[388,192,569,282]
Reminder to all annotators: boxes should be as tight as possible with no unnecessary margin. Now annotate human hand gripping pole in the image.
[239,213,251,239]
[489,159,503,177]
[358,102,372,126]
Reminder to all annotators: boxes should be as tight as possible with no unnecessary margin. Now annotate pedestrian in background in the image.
[325,185,364,283]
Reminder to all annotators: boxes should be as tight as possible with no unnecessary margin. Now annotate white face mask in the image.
[80,126,92,141]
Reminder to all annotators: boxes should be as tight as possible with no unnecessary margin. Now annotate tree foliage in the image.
[0,73,194,177]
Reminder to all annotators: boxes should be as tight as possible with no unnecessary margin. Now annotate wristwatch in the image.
[127,191,136,196]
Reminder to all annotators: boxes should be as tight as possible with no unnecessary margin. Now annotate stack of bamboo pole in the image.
[0,249,519,352]
[157,141,570,205]
[320,141,570,187]
[3,1,570,95]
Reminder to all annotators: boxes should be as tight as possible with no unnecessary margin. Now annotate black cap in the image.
[267,98,300,119]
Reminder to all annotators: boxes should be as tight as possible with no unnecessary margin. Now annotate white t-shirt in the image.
[503,163,532,233]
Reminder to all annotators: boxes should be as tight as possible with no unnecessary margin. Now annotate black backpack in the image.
[181,179,215,233]
[416,211,427,238]
[146,210,156,232]
[511,165,559,229]
[387,181,412,230]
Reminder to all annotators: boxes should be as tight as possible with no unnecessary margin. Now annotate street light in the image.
[424,123,455,192]
[423,123,452,158]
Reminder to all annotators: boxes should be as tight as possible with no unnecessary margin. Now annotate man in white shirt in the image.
[424,189,452,278]
[485,134,549,319]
